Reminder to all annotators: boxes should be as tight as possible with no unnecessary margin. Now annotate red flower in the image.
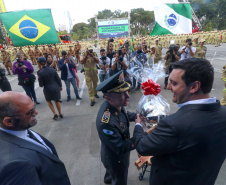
[141,79,161,96]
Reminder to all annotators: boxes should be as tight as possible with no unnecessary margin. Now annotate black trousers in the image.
[164,65,173,86]
[0,79,12,92]
[21,82,37,102]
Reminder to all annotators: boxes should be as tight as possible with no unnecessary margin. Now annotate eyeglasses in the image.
[25,105,36,117]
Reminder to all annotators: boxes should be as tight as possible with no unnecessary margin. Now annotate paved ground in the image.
[1,44,226,185]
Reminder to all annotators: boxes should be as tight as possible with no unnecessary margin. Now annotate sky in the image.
[4,0,178,31]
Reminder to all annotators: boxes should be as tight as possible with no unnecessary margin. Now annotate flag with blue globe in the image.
[167,14,178,27]
[151,3,192,36]
[19,20,39,39]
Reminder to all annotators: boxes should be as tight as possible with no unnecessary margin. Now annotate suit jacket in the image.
[58,59,76,80]
[37,66,62,101]
[133,101,226,185]
[0,129,71,185]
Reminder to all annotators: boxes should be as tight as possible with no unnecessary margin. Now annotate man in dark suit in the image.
[58,51,81,102]
[0,91,71,185]
[96,71,137,185]
[133,58,226,185]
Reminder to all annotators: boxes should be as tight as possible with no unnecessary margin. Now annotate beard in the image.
[12,118,37,130]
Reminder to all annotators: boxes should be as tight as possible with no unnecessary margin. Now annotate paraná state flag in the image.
[0,9,60,46]
[150,3,192,36]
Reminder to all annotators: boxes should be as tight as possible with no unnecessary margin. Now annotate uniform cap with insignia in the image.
[96,71,131,93]
[199,39,206,43]
[38,57,47,64]
[150,45,155,49]
[194,35,199,39]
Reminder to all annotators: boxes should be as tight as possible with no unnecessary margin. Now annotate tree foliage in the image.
[57,30,68,36]
[70,2,226,41]
[191,0,226,30]
[71,8,154,40]
[130,8,154,35]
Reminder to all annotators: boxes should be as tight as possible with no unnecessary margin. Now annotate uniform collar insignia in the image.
[118,73,124,83]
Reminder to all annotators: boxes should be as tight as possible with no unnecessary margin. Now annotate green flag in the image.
[130,36,134,52]
[150,3,192,36]
[0,9,60,46]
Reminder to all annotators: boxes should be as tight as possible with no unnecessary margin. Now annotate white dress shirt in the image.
[0,128,53,153]
[180,46,196,60]
[66,63,73,79]
[135,97,217,128]
[177,97,216,109]
[99,57,111,75]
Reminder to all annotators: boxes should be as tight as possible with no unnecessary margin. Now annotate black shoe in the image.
[104,178,112,184]
[95,94,99,98]
[59,114,63,118]
[53,114,58,120]
[67,96,71,102]
[90,101,95,106]
[76,96,82,100]
[104,180,111,184]
[35,101,40,104]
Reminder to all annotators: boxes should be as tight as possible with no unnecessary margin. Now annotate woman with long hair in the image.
[46,53,57,70]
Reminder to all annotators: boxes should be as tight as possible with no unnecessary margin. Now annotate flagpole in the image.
[0,0,9,46]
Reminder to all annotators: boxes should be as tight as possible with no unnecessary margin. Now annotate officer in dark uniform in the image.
[96,71,137,185]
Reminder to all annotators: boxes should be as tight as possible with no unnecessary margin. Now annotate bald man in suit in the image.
[0,91,71,185]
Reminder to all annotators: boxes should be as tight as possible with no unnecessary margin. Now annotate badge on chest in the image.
[101,110,110,123]
[120,122,125,131]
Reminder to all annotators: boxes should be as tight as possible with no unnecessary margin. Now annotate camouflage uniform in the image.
[220,65,226,106]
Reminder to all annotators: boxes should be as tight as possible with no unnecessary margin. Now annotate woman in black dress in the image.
[37,57,63,120]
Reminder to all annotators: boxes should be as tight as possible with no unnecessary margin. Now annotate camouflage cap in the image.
[199,39,206,43]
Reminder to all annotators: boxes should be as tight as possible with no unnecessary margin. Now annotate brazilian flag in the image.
[0,9,60,46]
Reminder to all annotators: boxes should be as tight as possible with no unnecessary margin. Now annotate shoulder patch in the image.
[101,111,110,123]
[103,128,113,136]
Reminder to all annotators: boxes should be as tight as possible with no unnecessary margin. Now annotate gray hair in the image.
[0,102,18,123]
[16,52,24,58]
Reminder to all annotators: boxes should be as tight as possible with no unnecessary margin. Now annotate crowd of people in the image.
[0,31,226,185]
[0,31,225,117]
[0,58,226,185]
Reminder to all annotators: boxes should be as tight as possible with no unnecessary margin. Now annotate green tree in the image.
[57,30,68,36]
[72,8,155,40]
[72,23,88,33]
[130,8,154,35]
[203,21,212,31]
[0,29,5,44]
[96,9,114,19]
[191,0,226,30]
